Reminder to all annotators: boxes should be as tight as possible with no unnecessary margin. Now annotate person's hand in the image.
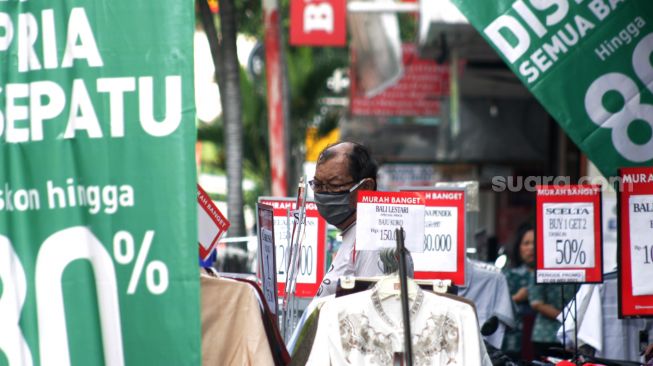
[512,287,528,302]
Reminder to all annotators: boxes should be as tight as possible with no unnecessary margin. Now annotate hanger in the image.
[432,279,452,294]
[375,273,419,301]
[336,275,457,297]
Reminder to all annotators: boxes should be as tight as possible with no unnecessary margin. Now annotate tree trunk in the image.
[218,0,246,236]
[199,0,246,237]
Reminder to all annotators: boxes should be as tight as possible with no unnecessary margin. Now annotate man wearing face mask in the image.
[311,141,384,297]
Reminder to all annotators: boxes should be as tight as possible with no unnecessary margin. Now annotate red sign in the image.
[258,197,327,298]
[197,184,230,260]
[618,167,653,317]
[402,188,466,285]
[290,0,346,46]
[350,44,450,116]
[535,185,603,284]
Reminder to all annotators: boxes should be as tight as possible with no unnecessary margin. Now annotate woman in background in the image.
[502,222,536,360]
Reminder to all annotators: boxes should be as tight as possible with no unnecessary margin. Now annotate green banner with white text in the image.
[0,1,199,365]
[451,0,653,177]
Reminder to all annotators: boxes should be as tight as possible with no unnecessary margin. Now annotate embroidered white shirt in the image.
[307,285,490,366]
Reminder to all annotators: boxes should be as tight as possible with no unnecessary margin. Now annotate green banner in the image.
[451,0,653,177]
[0,1,199,365]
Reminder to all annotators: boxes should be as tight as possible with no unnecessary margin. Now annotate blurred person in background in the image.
[502,222,536,360]
[529,265,576,357]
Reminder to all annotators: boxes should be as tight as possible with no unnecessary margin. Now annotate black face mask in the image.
[314,179,366,226]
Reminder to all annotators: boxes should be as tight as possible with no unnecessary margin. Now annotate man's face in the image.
[313,144,376,229]
[313,152,361,229]
[313,153,356,194]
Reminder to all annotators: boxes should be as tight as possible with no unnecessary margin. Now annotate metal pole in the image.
[282,207,292,340]
[396,227,413,366]
[561,285,566,354]
[573,285,578,364]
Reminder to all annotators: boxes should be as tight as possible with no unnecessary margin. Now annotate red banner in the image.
[618,167,653,317]
[290,0,346,46]
[350,44,450,117]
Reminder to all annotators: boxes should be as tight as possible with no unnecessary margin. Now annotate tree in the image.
[198,0,246,236]
[218,0,246,237]
[197,0,348,234]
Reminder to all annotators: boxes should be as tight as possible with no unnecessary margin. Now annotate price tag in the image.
[282,212,319,285]
[258,197,326,298]
[536,185,602,284]
[628,195,653,296]
[355,191,425,252]
[256,204,278,316]
[619,167,653,317]
[542,202,595,269]
[421,206,457,269]
[274,213,318,286]
[401,188,466,285]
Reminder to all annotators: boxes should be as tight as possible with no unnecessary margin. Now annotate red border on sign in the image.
[258,198,327,298]
[618,167,653,318]
[356,190,425,205]
[535,185,603,283]
[402,188,466,285]
[198,184,230,260]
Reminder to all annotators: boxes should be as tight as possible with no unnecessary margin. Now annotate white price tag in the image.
[274,216,290,282]
[356,192,425,252]
[413,206,458,272]
[296,217,318,284]
[629,195,653,296]
[260,227,276,311]
[274,216,318,284]
[542,202,595,269]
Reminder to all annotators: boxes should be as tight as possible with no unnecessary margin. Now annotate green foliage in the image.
[233,0,263,37]
[197,0,352,201]
[197,66,269,206]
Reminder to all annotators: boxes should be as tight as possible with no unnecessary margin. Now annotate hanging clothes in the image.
[288,295,334,354]
[305,281,491,366]
[225,276,291,365]
[201,274,275,366]
[289,306,322,366]
[458,258,516,349]
[557,272,653,361]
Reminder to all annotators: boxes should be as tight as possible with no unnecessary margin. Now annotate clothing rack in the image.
[560,284,579,364]
[283,177,308,341]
